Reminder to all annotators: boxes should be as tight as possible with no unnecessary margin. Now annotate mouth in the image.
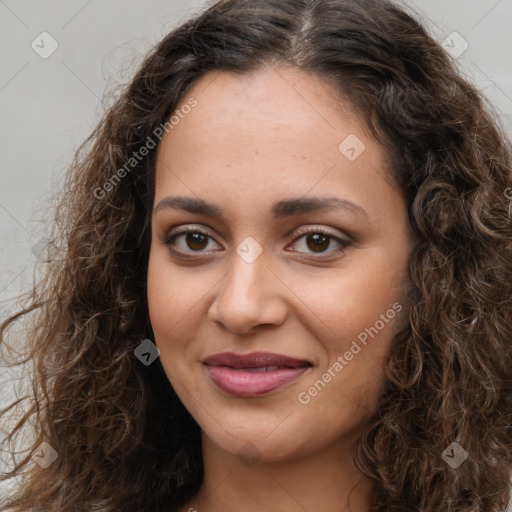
[202,351,312,397]
[202,351,312,369]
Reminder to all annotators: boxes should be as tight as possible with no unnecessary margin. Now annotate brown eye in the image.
[165,227,221,256]
[304,233,330,252]
[184,232,209,251]
[165,225,351,260]
[289,228,351,257]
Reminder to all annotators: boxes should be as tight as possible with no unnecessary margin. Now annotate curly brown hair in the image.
[1,0,512,510]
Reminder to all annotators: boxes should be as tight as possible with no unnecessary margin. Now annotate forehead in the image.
[154,66,400,221]
[159,65,368,157]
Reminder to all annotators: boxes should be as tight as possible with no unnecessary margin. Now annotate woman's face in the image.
[147,66,415,461]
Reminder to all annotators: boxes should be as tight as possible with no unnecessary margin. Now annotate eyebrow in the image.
[153,195,369,220]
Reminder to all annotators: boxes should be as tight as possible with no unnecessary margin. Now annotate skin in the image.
[147,64,416,512]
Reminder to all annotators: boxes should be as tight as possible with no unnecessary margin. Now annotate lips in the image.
[203,351,311,369]
[202,351,312,397]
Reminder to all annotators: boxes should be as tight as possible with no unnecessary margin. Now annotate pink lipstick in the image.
[202,351,312,397]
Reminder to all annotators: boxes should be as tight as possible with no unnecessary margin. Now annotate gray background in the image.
[0,0,511,493]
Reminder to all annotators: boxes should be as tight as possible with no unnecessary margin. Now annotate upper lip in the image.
[203,351,312,369]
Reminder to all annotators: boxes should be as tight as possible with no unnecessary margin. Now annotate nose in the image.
[207,248,288,335]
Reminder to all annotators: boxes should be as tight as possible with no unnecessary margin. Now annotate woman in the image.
[1,0,511,511]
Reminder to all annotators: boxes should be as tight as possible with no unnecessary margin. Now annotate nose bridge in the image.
[222,246,270,311]
[209,242,286,332]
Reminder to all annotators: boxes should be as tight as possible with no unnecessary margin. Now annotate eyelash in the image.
[164,225,351,259]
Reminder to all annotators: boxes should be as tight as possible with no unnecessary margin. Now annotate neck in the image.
[181,431,375,512]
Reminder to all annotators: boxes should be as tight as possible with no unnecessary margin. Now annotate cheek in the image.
[292,261,404,338]
[146,250,190,364]
[146,249,215,376]
[147,249,206,336]
[294,273,400,427]
[146,252,171,335]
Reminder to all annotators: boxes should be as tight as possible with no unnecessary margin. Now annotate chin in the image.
[202,419,316,463]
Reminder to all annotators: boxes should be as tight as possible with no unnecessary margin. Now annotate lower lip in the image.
[204,364,310,397]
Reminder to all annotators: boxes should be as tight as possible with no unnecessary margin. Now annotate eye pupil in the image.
[187,232,208,251]
[168,229,345,257]
[306,233,329,252]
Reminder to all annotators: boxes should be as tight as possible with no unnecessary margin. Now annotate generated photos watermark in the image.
[93,97,198,200]
[297,301,403,405]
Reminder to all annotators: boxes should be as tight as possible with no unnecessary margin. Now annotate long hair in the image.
[1,0,511,510]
